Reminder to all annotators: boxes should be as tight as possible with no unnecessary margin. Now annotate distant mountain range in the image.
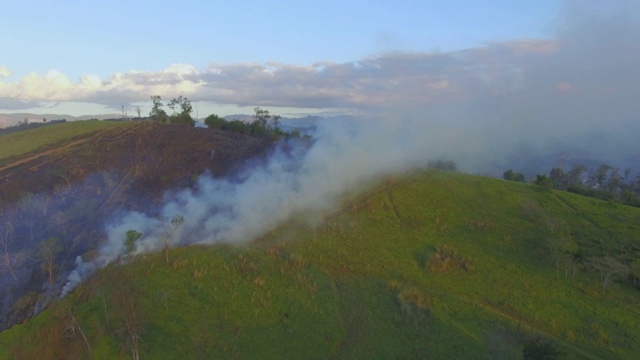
[1,113,354,130]
[0,112,123,128]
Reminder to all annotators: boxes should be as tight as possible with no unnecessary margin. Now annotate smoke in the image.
[60,117,442,296]
[60,2,640,295]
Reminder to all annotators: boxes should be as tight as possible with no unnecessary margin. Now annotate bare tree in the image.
[58,169,73,188]
[163,215,184,263]
[51,211,70,233]
[111,279,144,360]
[589,256,629,289]
[0,222,26,281]
[33,193,51,216]
[38,237,63,285]
[53,184,70,205]
[59,301,93,359]
[135,106,141,118]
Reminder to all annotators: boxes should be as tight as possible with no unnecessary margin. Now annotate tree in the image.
[504,169,515,181]
[227,119,249,134]
[110,276,145,360]
[124,230,142,261]
[589,256,629,289]
[135,106,141,119]
[149,95,168,123]
[204,113,228,130]
[163,215,184,263]
[534,174,553,191]
[56,300,93,358]
[0,222,26,281]
[38,237,62,285]
[624,168,632,183]
[606,167,623,194]
[253,107,271,127]
[549,167,567,190]
[588,163,613,189]
[270,114,282,130]
[547,231,580,280]
[168,95,194,126]
[567,164,587,188]
[428,160,458,171]
[503,169,525,182]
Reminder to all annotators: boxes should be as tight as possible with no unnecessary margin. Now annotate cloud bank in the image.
[0,2,636,113]
[0,2,636,133]
[0,42,553,110]
[2,2,637,172]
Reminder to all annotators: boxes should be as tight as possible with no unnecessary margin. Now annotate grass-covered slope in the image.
[0,120,131,165]
[2,170,639,359]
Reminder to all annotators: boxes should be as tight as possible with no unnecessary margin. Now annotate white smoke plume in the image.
[61,117,441,296]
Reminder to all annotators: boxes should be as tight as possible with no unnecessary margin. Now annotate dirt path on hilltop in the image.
[0,123,139,174]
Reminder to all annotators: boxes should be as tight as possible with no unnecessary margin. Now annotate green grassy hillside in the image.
[0,120,132,165]
[1,170,639,359]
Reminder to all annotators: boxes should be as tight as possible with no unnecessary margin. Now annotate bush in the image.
[503,169,525,182]
[428,245,472,273]
[427,159,458,171]
[534,175,553,191]
[204,114,227,130]
[523,338,562,359]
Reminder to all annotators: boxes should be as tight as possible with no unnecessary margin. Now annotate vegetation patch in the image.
[427,245,473,273]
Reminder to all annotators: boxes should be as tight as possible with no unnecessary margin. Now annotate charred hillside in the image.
[0,122,272,203]
[0,122,273,330]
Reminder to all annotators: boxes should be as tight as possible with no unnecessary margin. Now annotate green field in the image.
[0,120,132,164]
[1,170,639,359]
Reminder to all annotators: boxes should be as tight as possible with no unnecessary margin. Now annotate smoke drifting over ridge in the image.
[60,2,640,295]
[61,117,437,295]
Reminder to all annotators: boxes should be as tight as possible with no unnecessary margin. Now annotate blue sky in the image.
[0,0,638,126]
[2,1,558,78]
[0,0,560,116]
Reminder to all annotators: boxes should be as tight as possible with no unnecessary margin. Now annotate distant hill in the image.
[0,112,122,128]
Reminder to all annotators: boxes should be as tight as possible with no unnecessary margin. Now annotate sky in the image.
[1,1,640,172]
[0,0,562,117]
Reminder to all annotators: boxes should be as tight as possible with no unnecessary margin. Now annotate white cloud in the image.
[0,66,11,78]
[0,22,636,117]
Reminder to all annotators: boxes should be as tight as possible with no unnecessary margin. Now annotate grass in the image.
[2,169,640,359]
[0,120,132,164]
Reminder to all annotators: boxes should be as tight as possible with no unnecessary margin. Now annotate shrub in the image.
[503,169,525,182]
[428,245,472,273]
[534,175,553,191]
